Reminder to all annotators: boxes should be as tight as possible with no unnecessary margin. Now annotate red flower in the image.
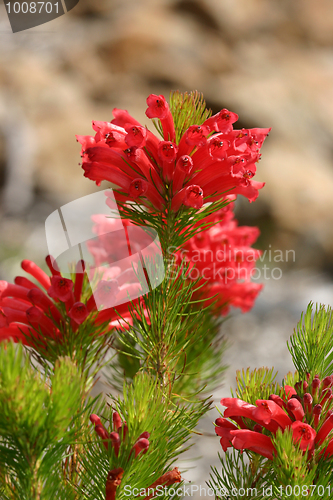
[215,374,333,461]
[105,468,124,500]
[77,93,269,213]
[176,197,263,315]
[90,411,148,459]
[68,302,89,324]
[0,256,133,349]
[48,276,74,302]
[142,468,181,500]
[230,429,275,460]
[291,421,316,451]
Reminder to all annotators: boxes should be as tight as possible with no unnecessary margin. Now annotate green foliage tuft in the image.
[0,342,83,500]
[287,302,333,380]
[169,90,212,144]
[208,450,272,500]
[232,367,281,404]
[271,428,316,493]
[78,373,211,499]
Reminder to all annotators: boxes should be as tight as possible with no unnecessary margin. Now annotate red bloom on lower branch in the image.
[215,374,333,461]
[91,411,181,500]
[0,257,133,350]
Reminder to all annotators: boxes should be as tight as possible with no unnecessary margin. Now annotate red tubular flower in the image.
[303,393,313,415]
[0,297,30,312]
[215,417,239,451]
[315,414,333,445]
[90,414,102,426]
[112,411,122,431]
[132,437,149,457]
[92,120,127,145]
[287,398,305,421]
[83,162,133,189]
[125,147,164,191]
[158,141,178,182]
[269,394,286,409]
[125,124,147,148]
[14,276,39,290]
[105,468,124,500]
[21,260,51,290]
[0,307,26,327]
[171,185,203,211]
[68,302,89,325]
[26,306,59,339]
[0,281,30,302]
[73,260,85,302]
[109,432,121,456]
[253,399,292,428]
[48,276,74,303]
[172,155,193,194]
[95,425,110,451]
[320,388,333,406]
[111,108,141,128]
[45,255,61,277]
[129,178,165,211]
[231,429,275,460]
[145,94,175,142]
[291,421,316,451]
[284,385,297,399]
[203,108,239,133]
[143,468,181,500]
[28,288,63,324]
[177,124,209,157]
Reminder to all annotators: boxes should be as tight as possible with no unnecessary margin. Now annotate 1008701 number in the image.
[5,2,59,14]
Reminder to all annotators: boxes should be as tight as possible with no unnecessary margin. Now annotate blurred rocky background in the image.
[1,0,333,492]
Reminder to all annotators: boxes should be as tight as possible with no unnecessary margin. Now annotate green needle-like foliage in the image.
[232,367,281,404]
[170,90,212,144]
[271,428,316,491]
[112,259,226,396]
[151,90,212,144]
[78,373,211,500]
[0,342,83,500]
[208,450,271,500]
[287,302,333,380]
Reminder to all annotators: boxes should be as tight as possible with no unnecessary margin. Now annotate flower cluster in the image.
[0,257,131,348]
[77,94,269,212]
[176,195,263,315]
[90,411,150,458]
[215,374,333,461]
